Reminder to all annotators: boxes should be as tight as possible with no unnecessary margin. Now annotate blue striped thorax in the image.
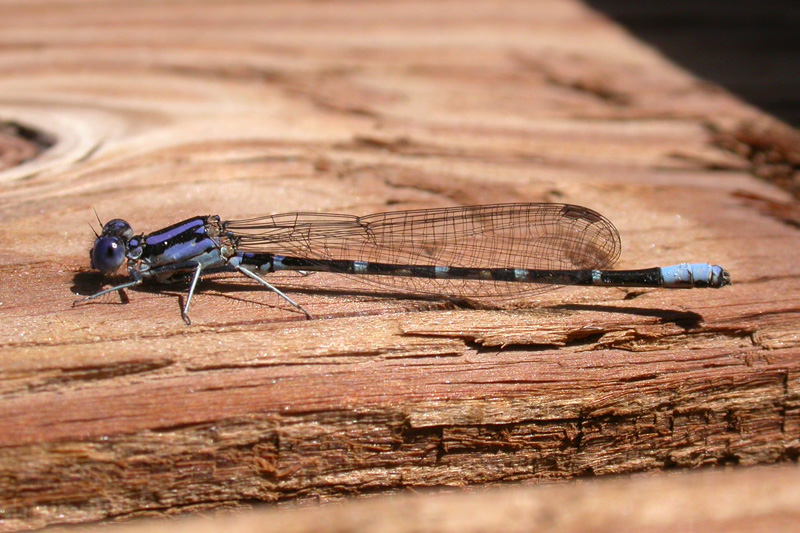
[90,216,229,281]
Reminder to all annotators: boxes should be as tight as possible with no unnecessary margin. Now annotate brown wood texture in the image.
[64,465,800,533]
[1,0,799,530]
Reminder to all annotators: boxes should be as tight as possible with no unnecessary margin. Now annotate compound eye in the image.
[102,219,133,240]
[90,236,126,274]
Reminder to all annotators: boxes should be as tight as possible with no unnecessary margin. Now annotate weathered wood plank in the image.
[0,0,798,530]
[62,465,800,533]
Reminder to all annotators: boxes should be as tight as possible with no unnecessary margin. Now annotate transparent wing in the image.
[223,203,621,299]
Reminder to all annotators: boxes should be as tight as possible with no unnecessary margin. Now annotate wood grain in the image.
[1,0,798,530]
[64,465,800,533]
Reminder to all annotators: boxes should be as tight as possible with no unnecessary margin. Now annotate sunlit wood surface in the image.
[1,0,798,530]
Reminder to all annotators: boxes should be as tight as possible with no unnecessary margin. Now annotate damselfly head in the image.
[101,219,134,241]
[90,219,133,274]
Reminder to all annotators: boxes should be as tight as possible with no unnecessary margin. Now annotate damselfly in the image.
[75,203,730,324]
